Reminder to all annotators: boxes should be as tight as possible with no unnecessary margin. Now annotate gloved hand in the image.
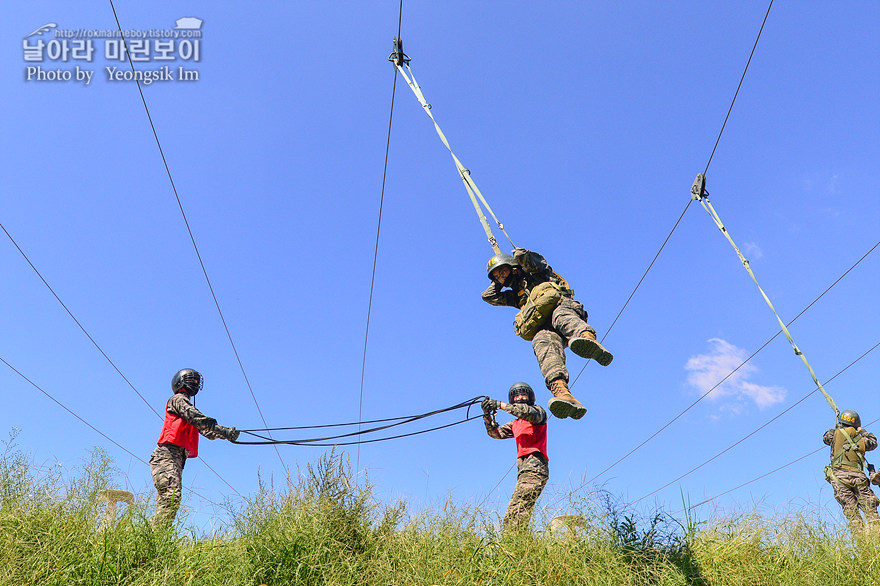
[211,424,240,442]
[482,397,501,413]
[201,428,223,440]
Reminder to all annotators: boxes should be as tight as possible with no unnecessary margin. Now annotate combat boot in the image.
[547,379,587,420]
[569,329,614,366]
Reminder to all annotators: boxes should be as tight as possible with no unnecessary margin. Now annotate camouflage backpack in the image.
[513,281,564,341]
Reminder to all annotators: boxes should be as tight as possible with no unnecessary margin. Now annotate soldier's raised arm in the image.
[512,248,550,275]
[482,281,518,307]
[861,429,877,451]
[502,403,547,425]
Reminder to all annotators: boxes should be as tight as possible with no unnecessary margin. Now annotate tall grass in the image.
[1,436,876,585]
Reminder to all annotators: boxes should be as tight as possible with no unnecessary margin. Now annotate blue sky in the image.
[2,1,878,532]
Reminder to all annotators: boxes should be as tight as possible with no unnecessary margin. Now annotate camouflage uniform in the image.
[484,403,549,532]
[482,248,597,390]
[149,393,223,528]
[823,427,880,535]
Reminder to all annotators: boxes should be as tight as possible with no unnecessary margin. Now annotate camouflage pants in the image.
[502,453,549,533]
[149,445,186,528]
[531,297,595,389]
[827,467,880,535]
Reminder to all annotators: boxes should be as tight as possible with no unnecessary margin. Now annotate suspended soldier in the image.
[482,248,613,419]
[823,409,880,536]
[482,382,548,533]
[149,369,239,528]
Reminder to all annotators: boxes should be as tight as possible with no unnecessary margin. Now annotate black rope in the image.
[236,415,484,447]
[243,396,481,432]
[235,396,485,446]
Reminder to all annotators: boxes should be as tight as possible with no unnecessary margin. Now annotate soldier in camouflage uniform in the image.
[149,369,239,528]
[822,409,879,536]
[482,382,549,533]
[482,248,613,420]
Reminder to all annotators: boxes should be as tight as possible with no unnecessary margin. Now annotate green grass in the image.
[1,437,876,585]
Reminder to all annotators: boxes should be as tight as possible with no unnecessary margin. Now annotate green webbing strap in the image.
[690,174,840,417]
[394,59,514,255]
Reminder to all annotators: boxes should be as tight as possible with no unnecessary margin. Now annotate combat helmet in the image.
[172,368,203,396]
[508,382,535,406]
[486,253,517,282]
[838,409,860,428]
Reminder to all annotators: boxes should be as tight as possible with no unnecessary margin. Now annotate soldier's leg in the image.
[150,454,183,529]
[831,477,864,535]
[855,480,880,525]
[532,329,567,389]
[502,469,548,534]
[553,299,613,366]
[533,330,586,420]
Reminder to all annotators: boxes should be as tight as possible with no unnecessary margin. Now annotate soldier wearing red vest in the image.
[482,382,548,533]
[149,369,239,528]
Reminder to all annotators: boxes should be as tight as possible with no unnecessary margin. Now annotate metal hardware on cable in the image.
[691,173,839,417]
[390,38,514,255]
[233,396,486,447]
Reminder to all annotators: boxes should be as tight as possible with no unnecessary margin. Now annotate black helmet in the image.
[838,410,861,428]
[172,369,203,396]
[486,253,517,282]
[508,382,535,405]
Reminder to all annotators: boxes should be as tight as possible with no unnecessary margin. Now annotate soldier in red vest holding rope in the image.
[482,382,549,533]
[149,369,239,528]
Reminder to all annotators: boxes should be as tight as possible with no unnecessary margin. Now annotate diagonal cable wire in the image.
[558,240,877,502]
[357,0,403,474]
[1,223,160,419]
[678,414,880,514]
[0,354,234,512]
[1,223,243,497]
[477,462,516,510]
[634,340,879,505]
[704,0,774,175]
[107,0,285,471]
[572,0,774,388]
[571,199,693,387]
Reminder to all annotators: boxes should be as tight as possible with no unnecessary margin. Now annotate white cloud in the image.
[685,338,786,411]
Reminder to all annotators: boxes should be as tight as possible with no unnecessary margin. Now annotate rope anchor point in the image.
[691,173,707,201]
[389,36,410,67]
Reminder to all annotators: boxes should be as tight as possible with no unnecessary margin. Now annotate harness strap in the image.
[691,174,840,416]
[394,56,515,255]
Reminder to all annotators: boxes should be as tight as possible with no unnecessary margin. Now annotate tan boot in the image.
[569,330,613,366]
[547,379,587,420]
